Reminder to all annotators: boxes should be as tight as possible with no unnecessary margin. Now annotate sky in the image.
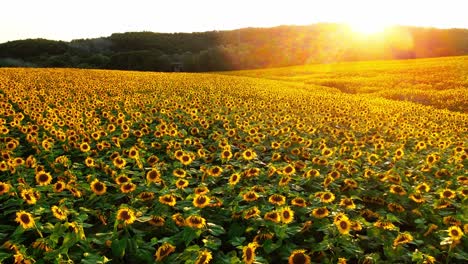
[1,0,467,43]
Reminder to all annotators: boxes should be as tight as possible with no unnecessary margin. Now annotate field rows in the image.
[0,66,466,263]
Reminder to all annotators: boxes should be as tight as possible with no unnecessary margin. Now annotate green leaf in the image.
[207,223,226,236]
[111,237,127,259]
[181,227,201,246]
[263,239,282,254]
[81,252,111,264]
[228,236,246,247]
[0,252,12,262]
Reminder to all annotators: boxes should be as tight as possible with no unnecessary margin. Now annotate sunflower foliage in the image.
[0,62,466,264]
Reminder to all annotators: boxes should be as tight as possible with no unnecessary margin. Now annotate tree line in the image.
[1,23,467,71]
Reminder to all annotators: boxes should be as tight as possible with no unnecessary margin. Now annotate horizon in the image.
[1,0,467,43]
[2,22,467,44]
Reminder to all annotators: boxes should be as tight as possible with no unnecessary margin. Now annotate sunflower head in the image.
[90,179,107,195]
[116,208,136,225]
[155,243,176,262]
[185,215,206,229]
[288,249,311,264]
[448,226,464,241]
[159,194,177,206]
[281,207,294,224]
[15,211,35,229]
[35,171,52,186]
[242,242,258,264]
[195,249,213,264]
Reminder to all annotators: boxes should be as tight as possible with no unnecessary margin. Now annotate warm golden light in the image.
[347,20,390,35]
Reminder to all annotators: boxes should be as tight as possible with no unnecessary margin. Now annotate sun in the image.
[347,20,391,35]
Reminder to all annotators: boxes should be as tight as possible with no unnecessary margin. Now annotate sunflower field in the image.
[0,60,466,264]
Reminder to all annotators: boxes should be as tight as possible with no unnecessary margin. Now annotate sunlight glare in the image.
[347,20,390,35]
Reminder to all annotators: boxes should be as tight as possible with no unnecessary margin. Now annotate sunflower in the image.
[242,149,257,161]
[415,183,430,193]
[344,179,358,189]
[120,182,136,193]
[159,194,177,207]
[174,150,184,159]
[90,179,107,195]
[426,154,438,165]
[195,249,213,264]
[321,148,333,157]
[333,212,348,223]
[271,152,281,161]
[447,226,464,241]
[242,242,258,264]
[221,150,233,161]
[128,147,139,159]
[113,157,127,169]
[229,173,241,186]
[115,175,130,185]
[253,232,274,244]
[337,258,347,264]
[281,207,294,224]
[440,189,456,199]
[172,168,187,178]
[84,157,95,167]
[194,186,209,195]
[393,232,413,247]
[79,142,91,152]
[155,243,176,262]
[139,192,155,201]
[304,169,320,178]
[394,148,404,160]
[175,179,189,189]
[335,218,352,235]
[351,221,362,231]
[116,208,136,225]
[179,154,193,166]
[269,194,286,205]
[185,215,206,229]
[244,207,261,219]
[193,194,210,208]
[288,249,311,264]
[147,155,159,166]
[35,171,52,186]
[339,198,356,209]
[390,185,406,196]
[291,197,307,207]
[0,181,11,195]
[367,154,379,165]
[149,216,165,227]
[21,189,37,205]
[264,211,281,223]
[388,203,405,213]
[51,205,68,221]
[423,224,438,236]
[207,166,223,177]
[243,191,259,202]
[146,169,162,183]
[409,193,425,203]
[323,176,334,188]
[312,207,329,219]
[279,176,291,186]
[172,213,186,227]
[320,192,335,203]
[15,211,35,229]
[283,164,296,176]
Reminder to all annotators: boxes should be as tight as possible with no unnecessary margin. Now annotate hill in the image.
[1,23,468,71]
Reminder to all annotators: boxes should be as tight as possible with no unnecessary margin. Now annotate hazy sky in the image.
[1,0,467,43]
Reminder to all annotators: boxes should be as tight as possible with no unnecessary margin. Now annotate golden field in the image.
[0,57,467,264]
